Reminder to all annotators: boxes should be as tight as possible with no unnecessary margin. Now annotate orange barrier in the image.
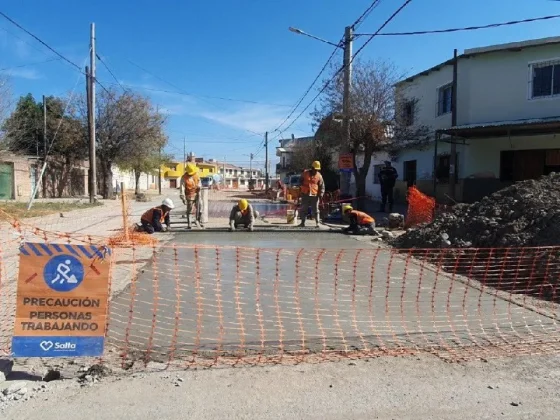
[2,241,559,367]
[405,186,436,227]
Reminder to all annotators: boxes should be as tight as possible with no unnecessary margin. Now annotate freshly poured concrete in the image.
[108,232,558,359]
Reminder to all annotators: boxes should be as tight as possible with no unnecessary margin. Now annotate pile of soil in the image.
[394,173,560,249]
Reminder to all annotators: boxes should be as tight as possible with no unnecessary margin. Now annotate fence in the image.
[1,236,559,367]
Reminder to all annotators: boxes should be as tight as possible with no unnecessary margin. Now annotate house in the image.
[214,160,264,189]
[276,136,314,181]
[160,154,218,189]
[390,36,560,203]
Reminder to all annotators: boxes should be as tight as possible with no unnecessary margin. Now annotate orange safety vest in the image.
[182,173,200,199]
[300,170,323,196]
[350,210,374,225]
[141,206,168,224]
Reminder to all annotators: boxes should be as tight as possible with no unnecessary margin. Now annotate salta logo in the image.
[39,340,77,351]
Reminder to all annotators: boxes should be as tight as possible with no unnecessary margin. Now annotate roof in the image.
[397,36,560,86]
[438,116,560,138]
[277,136,314,151]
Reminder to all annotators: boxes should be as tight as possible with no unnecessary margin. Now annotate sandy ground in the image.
[3,354,560,419]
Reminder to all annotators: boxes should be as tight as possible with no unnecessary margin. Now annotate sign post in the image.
[12,243,111,358]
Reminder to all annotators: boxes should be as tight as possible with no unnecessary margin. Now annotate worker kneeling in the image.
[342,205,376,235]
[229,199,259,232]
[139,198,174,234]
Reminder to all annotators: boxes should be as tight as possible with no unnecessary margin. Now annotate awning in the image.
[438,116,560,138]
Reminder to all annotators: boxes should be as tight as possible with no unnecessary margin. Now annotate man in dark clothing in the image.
[378,160,398,212]
[139,198,174,234]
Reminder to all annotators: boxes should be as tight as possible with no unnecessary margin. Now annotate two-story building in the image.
[276,136,314,181]
[391,36,560,203]
[214,160,264,189]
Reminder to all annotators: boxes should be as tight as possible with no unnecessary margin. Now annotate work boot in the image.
[186,214,192,229]
[315,216,320,228]
[299,219,306,227]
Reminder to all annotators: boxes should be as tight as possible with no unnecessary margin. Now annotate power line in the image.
[352,0,382,30]
[96,53,127,92]
[0,11,82,71]
[352,0,414,61]
[0,57,60,71]
[356,14,560,36]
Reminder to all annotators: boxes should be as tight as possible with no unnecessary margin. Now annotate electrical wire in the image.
[352,0,382,30]
[96,53,127,92]
[356,14,560,36]
[0,58,60,71]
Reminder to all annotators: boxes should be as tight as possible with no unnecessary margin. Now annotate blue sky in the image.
[1,0,559,170]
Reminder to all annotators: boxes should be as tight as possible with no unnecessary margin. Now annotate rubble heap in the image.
[394,173,560,248]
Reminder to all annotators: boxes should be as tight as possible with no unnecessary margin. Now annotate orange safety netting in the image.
[406,186,436,228]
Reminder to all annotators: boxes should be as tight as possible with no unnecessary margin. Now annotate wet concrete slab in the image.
[108,232,558,360]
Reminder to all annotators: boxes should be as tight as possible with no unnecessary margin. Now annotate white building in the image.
[112,166,158,191]
[276,136,314,181]
[214,161,265,189]
[390,36,560,203]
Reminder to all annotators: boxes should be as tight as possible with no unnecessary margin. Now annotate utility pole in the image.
[88,23,97,203]
[183,136,186,166]
[264,131,269,190]
[341,25,353,197]
[42,95,47,198]
[158,146,162,195]
[249,153,254,179]
[449,48,458,204]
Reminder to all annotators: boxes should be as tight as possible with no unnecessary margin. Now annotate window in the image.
[373,164,384,184]
[531,60,560,98]
[402,100,414,126]
[437,83,453,116]
[403,160,417,187]
[435,154,458,183]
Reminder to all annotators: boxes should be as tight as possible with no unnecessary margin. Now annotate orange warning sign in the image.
[12,243,112,357]
[338,153,354,171]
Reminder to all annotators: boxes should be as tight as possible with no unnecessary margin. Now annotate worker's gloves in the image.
[161,226,168,232]
[247,225,254,232]
[229,222,235,232]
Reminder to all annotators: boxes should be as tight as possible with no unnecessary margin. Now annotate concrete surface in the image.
[3,355,560,419]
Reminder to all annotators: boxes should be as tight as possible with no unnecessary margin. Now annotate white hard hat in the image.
[162,198,175,209]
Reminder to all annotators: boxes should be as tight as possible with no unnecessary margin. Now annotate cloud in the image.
[199,104,311,134]
[3,68,42,80]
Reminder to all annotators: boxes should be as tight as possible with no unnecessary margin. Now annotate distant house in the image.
[213,160,264,189]
[387,36,560,203]
[275,136,314,181]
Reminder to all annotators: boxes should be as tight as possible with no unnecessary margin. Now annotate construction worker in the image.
[139,198,175,234]
[342,205,376,235]
[299,160,324,228]
[229,199,259,232]
[378,160,398,212]
[180,162,201,229]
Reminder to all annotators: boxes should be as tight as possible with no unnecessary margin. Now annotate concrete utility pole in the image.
[265,131,269,189]
[341,25,353,197]
[88,23,97,203]
[449,48,458,203]
[249,153,254,179]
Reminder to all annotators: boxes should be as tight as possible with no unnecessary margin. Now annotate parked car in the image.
[201,176,213,188]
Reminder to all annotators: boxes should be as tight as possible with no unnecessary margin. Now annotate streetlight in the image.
[288,25,354,196]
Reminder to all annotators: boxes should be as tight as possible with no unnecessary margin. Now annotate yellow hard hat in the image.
[238,199,249,211]
[312,161,321,170]
[186,163,197,176]
[342,205,353,213]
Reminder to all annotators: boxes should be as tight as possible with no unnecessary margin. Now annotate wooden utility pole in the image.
[88,23,97,203]
[42,95,47,198]
[449,48,458,203]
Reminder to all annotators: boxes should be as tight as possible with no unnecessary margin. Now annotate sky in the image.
[1,0,560,171]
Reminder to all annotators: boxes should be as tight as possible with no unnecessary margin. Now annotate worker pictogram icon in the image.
[43,254,84,292]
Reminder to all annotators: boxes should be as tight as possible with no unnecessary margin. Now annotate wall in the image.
[460,43,560,125]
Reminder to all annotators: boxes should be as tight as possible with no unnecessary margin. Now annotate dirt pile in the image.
[394,173,560,248]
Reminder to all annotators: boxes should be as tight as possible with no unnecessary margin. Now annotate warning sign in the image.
[338,153,353,172]
[12,243,112,358]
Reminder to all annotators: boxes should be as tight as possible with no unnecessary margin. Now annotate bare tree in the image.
[313,60,431,208]
[73,88,167,198]
[289,139,339,192]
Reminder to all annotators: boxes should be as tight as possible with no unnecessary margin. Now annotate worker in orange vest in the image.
[180,163,202,229]
[342,205,376,235]
[299,161,324,228]
[139,198,175,234]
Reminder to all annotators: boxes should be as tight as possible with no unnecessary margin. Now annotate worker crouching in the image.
[342,205,376,235]
[229,199,259,232]
[139,198,175,234]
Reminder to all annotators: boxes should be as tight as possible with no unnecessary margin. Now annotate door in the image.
[403,160,417,188]
[0,163,14,199]
[169,179,177,189]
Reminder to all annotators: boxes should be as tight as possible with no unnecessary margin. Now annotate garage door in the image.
[0,163,14,199]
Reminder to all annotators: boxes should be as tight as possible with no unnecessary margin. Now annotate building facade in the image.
[275,136,314,181]
[391,36,560,203]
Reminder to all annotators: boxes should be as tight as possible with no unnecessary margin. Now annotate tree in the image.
[312,60,431,208]
[289,139,339,192]
[0,75,13,144]
[73,88,167,198]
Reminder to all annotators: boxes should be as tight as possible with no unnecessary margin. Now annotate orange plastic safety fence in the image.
[2,242,559,368]
[405,186,436,227]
